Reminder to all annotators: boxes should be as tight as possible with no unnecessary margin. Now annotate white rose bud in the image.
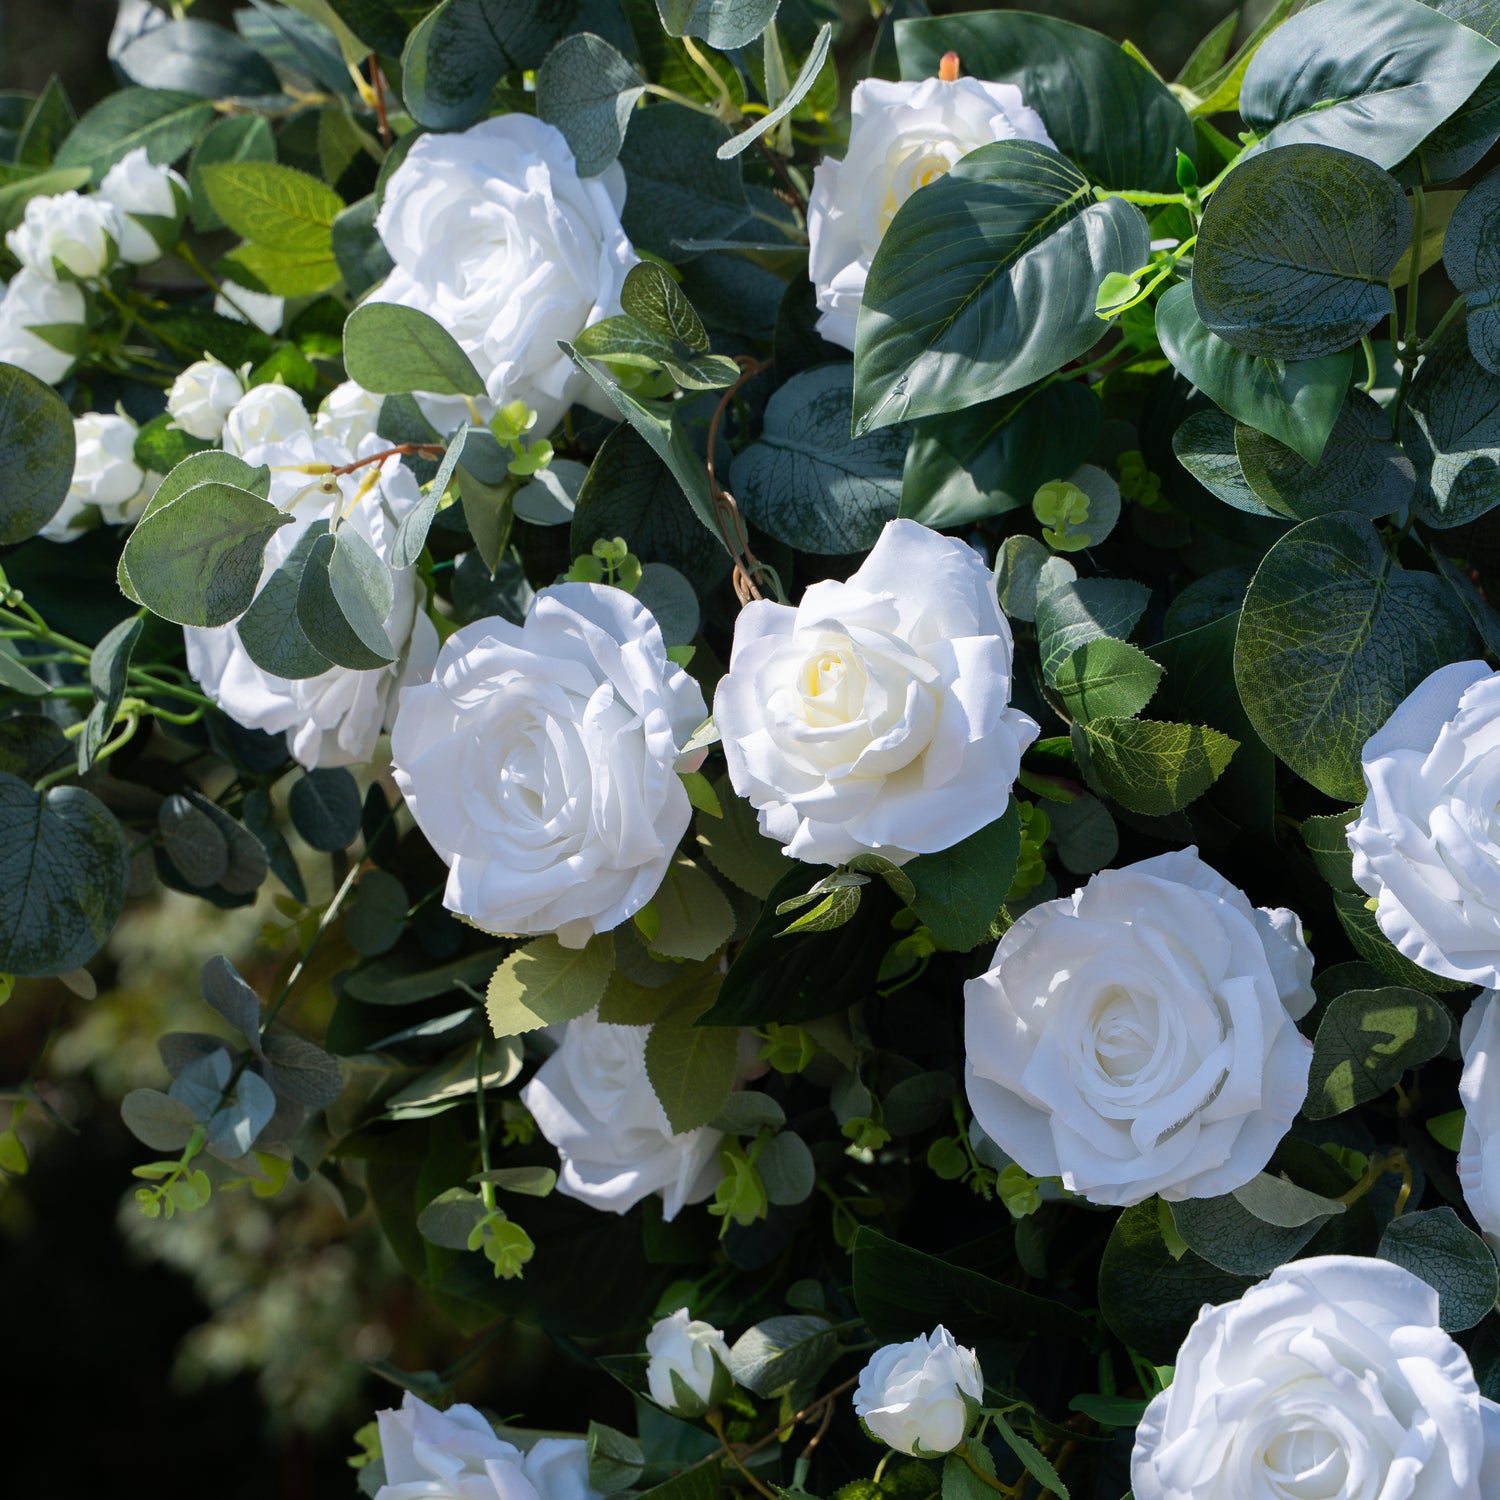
[965,847,1314,1207]
[391,583,707,946]
[166,356,245,441]
[0,270,86,384]
[6,189,123,282]
[1348,660,1500,986]
[854,1326,983,1456]
[221,381,313,459]
[371,114,637,436]
[374,1392,603,1500]
[1132,1256,1500,1500]
[645,1308,735,1416]
[97,146,188,264]
[521,1011,723,1220]
[807,77,1053,350]
[1460,992,1500,1253]
[714,518,1038,865]
[314,380,384,451]
[43,411,145,542]
[215,283,284,334]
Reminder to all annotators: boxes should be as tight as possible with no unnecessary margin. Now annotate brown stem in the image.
[706,356,774,604]
[328,442,445,478]
[706,1411,779,1500]
[756,139,808,217]
[370,56,393,149]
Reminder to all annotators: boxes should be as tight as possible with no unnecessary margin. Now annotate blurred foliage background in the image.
[0,0,1254,1493]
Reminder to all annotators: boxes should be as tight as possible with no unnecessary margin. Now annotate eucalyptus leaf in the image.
[1402,328,1500,527]
[343,302,486,398]
[0,363,75,544]
[1379,1206,1500,1330]
[537,33,645,178]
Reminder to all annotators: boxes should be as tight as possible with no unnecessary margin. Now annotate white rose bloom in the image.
[1348,660,1500,987]
[5,189,123,282]
[0,270,86,384]
[370,114,637,436]
[853,1326,983,1456]
[965,848,1315,1207]
[315,380,384,450]
[374,1391,601,1500]
[166,356,245,441]
[221,381,313,457]
[807,77,1054,350]
[215,283,284,334]
[42,411,148,542]
[183,427,439,770]
[1460,992,1500,1252]
[98,146,187,263]
[391,584,707,947]
[714,518,1038,866]
[646,1308,734,1416]
[1132,1255,1500,1500]
[521,1010,723,1220]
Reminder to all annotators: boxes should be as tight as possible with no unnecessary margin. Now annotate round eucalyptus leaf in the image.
[633,563,700,647]
[289,767,363,852]
[115,18,282,100]
[295,529,398,670]
[1400,329,1500,528]
[1172,410,1279,516]
[1442,161,1500,374]
[0,773,130,977]
[1194,144,1410,361]
[1234,510,1476,800]
[537,32,645,178]
[854,140,1150,432]
[1235,390,1415,521]
[0,363,75,545]
[655,0,776,50]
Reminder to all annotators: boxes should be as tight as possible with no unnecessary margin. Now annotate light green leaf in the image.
[649,859,735,962]
[485,935,615,1036]
[1054,638,1164,724]
[1078,717,1238,816]
[643,1004,738,1132]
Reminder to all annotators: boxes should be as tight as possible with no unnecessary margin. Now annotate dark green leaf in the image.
[1171,1175,1346,1276]
[262,1031,343,1108]
[296,529,398,670]
[237,521,335,680]
[54,87,215,182]
[1444,163,1500,373]
[656,0,776,49]
[1079,717,1238,817]
[1402,328,1500,526]
[201,955,264,1052]
[115,19,282,100]
[343,302,486,398]
[1036,576,1150,687]
[725,1315,838,1399]
[288,767,363,851]
[0,363,75,544]
[617,104,749,260]
[331,195,393,301]
[1172,408,1279,516]
[905,805,1022,952]
[1379,1206,1499,1330]
[79,615,143,774]
[1306,985,1451,1119]
[537,33,645,178]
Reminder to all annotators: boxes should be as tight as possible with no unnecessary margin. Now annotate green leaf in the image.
[990,1417,1068,1500]
[1234,510,1475,800]
[295,529,399,670]
[1078,717,1238,816]
[287,767,362,851]
[189,114,276,234]
[757,1131,815,1205]
[392,428,467,573]
[1301,809,1362,893]
[854,140,1150,431]
[718,23,832,159]
[895,11,1194,191]
[1172,409,1280,517]
[223,241,340,298]
[417,1186,489,1249]
[621,262,708,350]
[905,805,1022,952]
[1036,576,1150,687]
[643,1004,738,1132]
[1236,390,1415,521]
[635,562,700,647]
[343,302,486,398]
[237,521,335,680]
[80,615,143,773]
[1306,986,1451,1119]
[852,1226,1095,1346]
[115,19,282,100]
[901,380,1102,530]
[14,77,75,169]
[470,1165,558,1197]
[732,364,905,554]
[695,776,795,899]
[1402,328,1500,527]
[1193,144,1411,361]
[121,481,292,627]
[1047,793,1118,875]
[1171,1173,1347,1276]
[1379,1206,1500,1330]
[587,1422,644,1496]
[1329,882,1471,992]
[655,0,776,51]
[648,860,735,962]
[0,646,48,699]
[1156,283,1354,466]
[401,0,579,131]
[331,195,393,301]
[0,167,92,232]
[202,160,342,256]
[537,33,645,178]
[1443,164,1500,375]
[486,935,615,1036]
[0,775,129,977]
[0,363,74,544]
[725,1315,838,1399]
[54,87,215,182]
[1054,638,1164,724]
[1241,0,1500,168]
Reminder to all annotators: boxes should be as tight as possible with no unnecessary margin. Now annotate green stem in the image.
[475,1040,497,1212]
[1358,335,1379,394]
[1419,296,1465,354]
[639,82,722,119]
[1403,186,1426,354]
[261,855,365,1035]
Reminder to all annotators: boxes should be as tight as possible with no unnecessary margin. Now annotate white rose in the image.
[183,428,439,770]
[42,411,147,542]
[807,76,1054,350]
[965,848,1315,1207]
[97,146,187,263]
[1348,660,1500,986]
[1460,992,1500,1252]
[5,189,122,281]
[371,114,636,436]
[645,1308,734,1416]
[215,283,284,334]
[221,382,313,457]
[853,1326,983,1457]
[714,518,1038,866]
[0,270,86,384]
[391,584,707,947]
[1132,1255,1500,1500]
[374,1391,601,1500]
[166,356,245,441]
[521,1010,723,1220]
[315,380,384,450]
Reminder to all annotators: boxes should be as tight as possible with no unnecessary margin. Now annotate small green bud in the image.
[480,1215,535,1279]
[708,1139,769,1230]
[0,973,13,1007]
[566,554,606,584]
[0,1128,27,1176]
[758,1022,818,1074]
[1175,149,1198,191]
[997,1162,1043,1219]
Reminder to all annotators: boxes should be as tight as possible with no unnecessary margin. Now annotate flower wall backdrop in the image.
[5,0,1500,1496]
